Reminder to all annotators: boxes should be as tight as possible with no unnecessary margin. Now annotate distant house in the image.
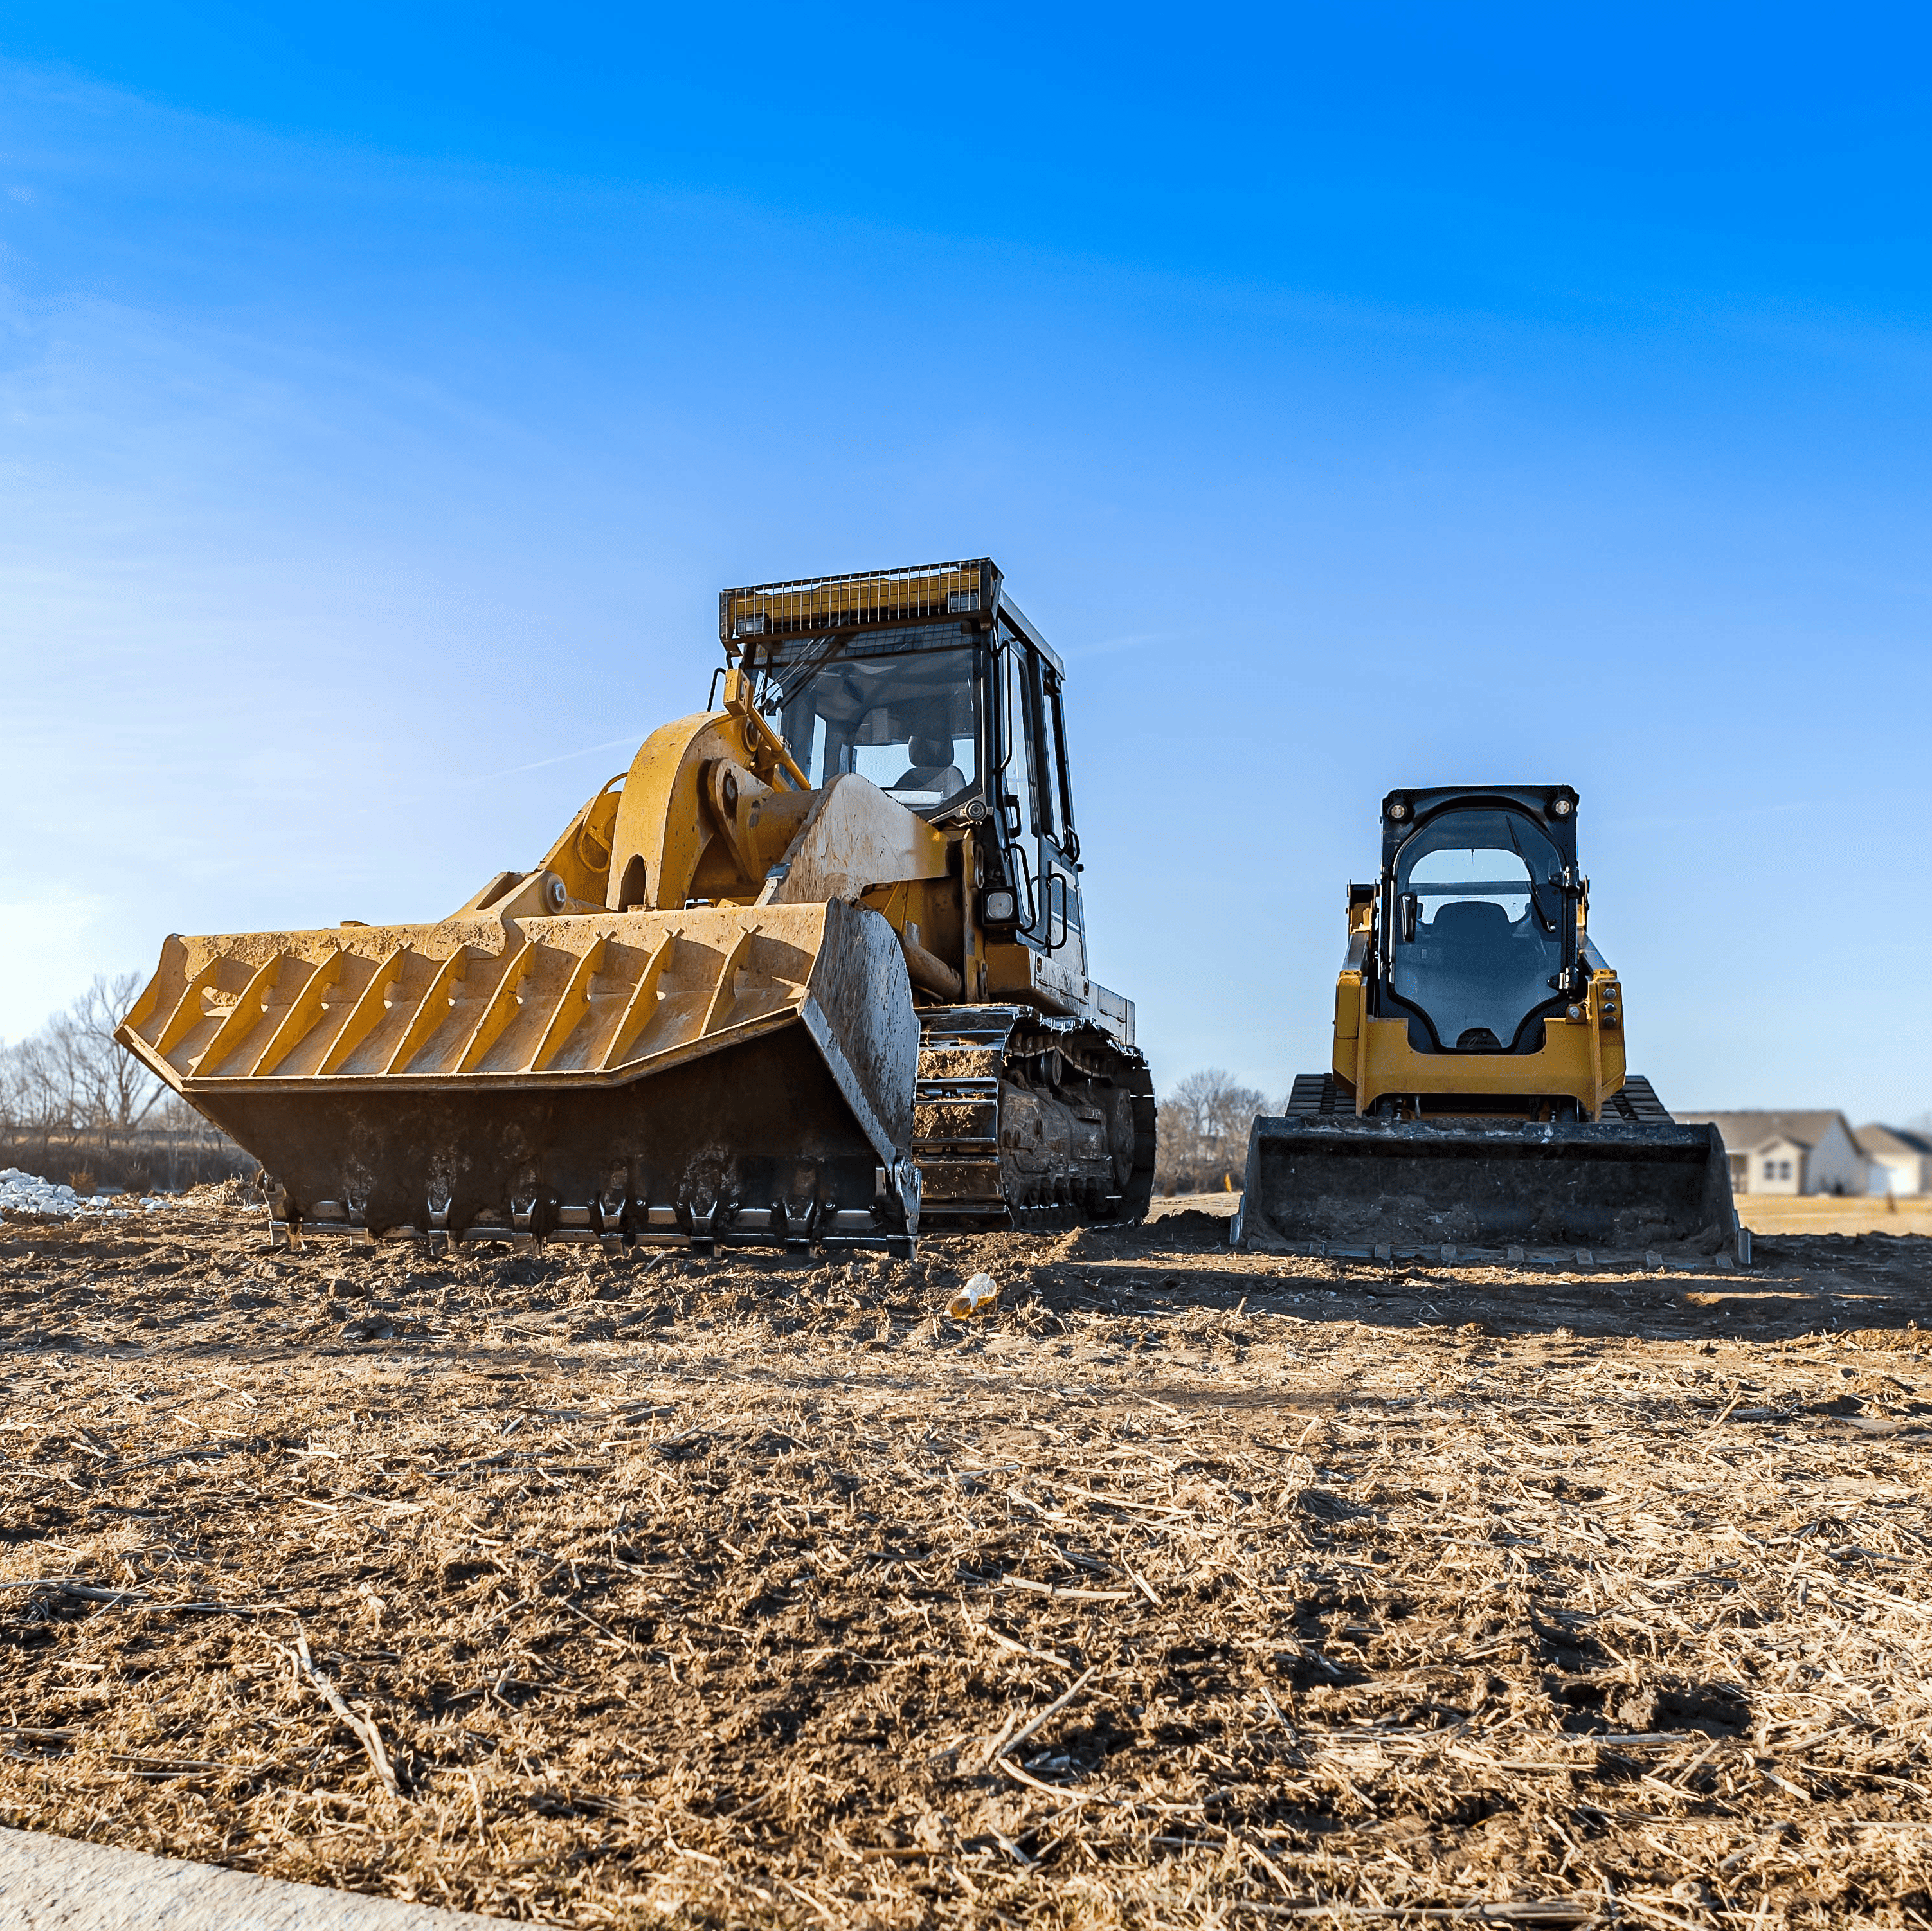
[1856,1125,1932,1199]
[1674,1111,1868,1196]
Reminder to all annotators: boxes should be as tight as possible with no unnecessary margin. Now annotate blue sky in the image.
[2,3,1928,1120]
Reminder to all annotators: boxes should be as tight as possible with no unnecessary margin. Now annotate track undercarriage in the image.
[914,1005,1156,1236]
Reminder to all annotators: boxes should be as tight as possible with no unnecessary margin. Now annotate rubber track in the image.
[1606,1072,1674,1124]
[1285,1072,1344,1118]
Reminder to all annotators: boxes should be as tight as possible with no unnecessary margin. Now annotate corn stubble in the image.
[1,1192,1929,1927]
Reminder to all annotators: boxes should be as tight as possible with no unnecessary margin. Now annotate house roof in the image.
[1674,1110,1854,1153]
[1856,1124,1932,1160]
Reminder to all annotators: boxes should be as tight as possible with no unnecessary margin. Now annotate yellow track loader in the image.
[117,560,1154,1258]
[1234,785,1746,1261]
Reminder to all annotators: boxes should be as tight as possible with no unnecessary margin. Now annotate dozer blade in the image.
[1232,1114,1740,1258]
[116,899,922,1253]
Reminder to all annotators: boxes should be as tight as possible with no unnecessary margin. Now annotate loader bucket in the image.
[116,899,923,1253]
[1232,1114,1738,1257]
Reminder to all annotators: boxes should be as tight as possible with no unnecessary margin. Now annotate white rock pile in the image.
[0,1167,180,1219]
[0,1168,81,1216]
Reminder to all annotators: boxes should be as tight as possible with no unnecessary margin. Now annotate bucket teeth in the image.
[118,899,922,1255]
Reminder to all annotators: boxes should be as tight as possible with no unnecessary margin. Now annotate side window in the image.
[1042,673,1072,842]
[1001,646,1039,832]
[1022,654,1055,838]
[1043,668,1074,841]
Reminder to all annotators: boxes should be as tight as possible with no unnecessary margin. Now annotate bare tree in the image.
[1,975,253,1194]
[1155,1066,1266,1196]
[77,975,161,1129]
[0,974,161,1165]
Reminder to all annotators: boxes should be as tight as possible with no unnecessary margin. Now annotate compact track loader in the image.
[118,560,1154,1257]
[1234,785,1745,1261]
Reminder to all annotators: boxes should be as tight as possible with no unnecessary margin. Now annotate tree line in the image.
[1153,1067,1282,1196]
[0,974,253,1195]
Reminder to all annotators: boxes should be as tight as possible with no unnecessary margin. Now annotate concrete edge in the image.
[0,1826,502,1930]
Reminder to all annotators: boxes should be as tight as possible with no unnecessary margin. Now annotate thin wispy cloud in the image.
[0,22,1926,1117]
[1061,630,1175,659]
[462,737,649,786]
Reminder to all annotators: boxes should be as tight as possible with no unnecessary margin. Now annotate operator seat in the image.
[893,733,966,799]
[1429,900,1512,944]
[1407,897,1547,1054]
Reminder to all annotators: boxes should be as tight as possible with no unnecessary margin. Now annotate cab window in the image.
[757,636,980,812]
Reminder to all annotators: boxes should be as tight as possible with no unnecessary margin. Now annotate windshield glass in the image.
[1389,807,1562,1050]
[752,633,980,811]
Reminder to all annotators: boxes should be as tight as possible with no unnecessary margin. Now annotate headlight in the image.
[982,888,1017,924]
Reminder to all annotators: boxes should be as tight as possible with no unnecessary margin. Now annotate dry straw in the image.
[0,1196,1927,1927]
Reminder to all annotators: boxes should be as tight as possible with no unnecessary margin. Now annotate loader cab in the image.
[1374,786,1582,1055]
[723,559,1087,974]
[746,623,984,814]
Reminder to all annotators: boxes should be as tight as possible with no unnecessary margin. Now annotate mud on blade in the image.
[1234,1115,1738,1254]
[116,899,923,1253]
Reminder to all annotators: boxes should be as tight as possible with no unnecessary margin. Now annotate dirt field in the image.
[3,1190,1929,1928]
[1735,1194,1932,1241]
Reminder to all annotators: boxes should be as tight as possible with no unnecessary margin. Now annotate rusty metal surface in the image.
[765,774,950,909]
[116,901,921,1251]
[201,1023,891,1247]
[793,895,918,1169]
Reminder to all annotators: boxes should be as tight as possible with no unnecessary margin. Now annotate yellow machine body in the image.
[1236,784,1741,1259]
[1331,891,1627,1119]
[119,560,1155,1255]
